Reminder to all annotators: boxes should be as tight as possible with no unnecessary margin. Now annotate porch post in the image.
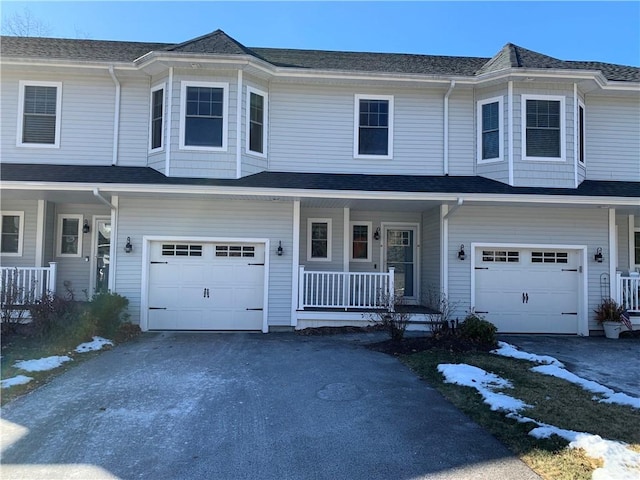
[48,262,58,295]
[609,208,617,302]
[343,208,350,308]
[291,200,301,325]
[615,272,622,307]
[298,266,305,310]
[388,267,395,312]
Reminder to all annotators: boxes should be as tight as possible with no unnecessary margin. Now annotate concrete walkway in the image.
[1,332,539,480]
[500,335,640,397]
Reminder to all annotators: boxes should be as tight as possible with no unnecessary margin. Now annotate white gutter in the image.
[443,80,456,175]
[165,67,173,176]
[236,70,243,178]
[443,198,464,219]
[93,188,116,209]
[108,65,121,166]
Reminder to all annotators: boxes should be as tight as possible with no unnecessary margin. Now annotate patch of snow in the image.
[437,363,531,413]
[532,364,640,409]
[491,341,564,367]
[1,375,33,389]
[75,336,113,353]
[13,355,71,372]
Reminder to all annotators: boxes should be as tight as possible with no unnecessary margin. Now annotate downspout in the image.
[165,67,173,176]
[443,197,464,219]
[108,65,121,166]
[508,81,514,185]
[573,84,579,188]
[93,188,116,210]
[236,70,243,178]
[443,80,456,175]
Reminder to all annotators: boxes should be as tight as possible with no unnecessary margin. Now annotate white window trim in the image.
[1,211,24,257]
[148,82,166,153]
[56,214,83,258]
[578,99,585,165]
[353,94,394,160]
[350,221,372,262]
[521,94,566,162]
[245,86,268,158]
[307,218,332,262]
[179,81,229,152]
[476,96,504,164]
[16,80,62,148]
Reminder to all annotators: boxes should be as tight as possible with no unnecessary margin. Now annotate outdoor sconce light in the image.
[594,247,603,263]
[373,227,381,241]
[125,237,133,253]
[277,241,283,256]
[458,244,466,261]
[83,220,90,234]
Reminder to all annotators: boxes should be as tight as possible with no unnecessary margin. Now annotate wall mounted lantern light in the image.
[83,220,90,234]
[277,241,284,256]
[373,227,381,241]
[458,244,466,261]
[594,247,603,263]
[124,237,133,253]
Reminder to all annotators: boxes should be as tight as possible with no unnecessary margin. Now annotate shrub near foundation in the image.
[458,313,498,349]
[86,292,130,338]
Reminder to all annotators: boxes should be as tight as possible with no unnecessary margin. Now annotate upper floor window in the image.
[17,81,62,148]
[179,81,228,151]
[522,95,565,161]
[578,101,585,164]
[149,83,165,152]
[57,214,83,257]
[354,94,393,159]
[477,96,503,163]
[307,218,332,261]
[246,87,267,157]
[1,212,24,256]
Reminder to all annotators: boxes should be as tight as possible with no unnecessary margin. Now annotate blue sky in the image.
[2,1,639,66]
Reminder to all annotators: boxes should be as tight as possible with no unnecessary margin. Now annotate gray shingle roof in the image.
[2,164,638,198]
[1,30,638,81]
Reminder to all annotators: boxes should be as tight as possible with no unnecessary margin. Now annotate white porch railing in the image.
[0,263,57,306]
[616,273,640,313]
[298,266,394,310]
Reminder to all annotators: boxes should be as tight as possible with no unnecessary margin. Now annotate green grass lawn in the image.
[403,348,639,480]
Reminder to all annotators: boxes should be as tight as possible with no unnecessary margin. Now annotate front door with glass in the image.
[93,219,111,294]
[385,227,418,302]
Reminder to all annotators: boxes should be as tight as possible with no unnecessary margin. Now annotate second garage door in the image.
[147,241,265,331]
[474,247,581,334]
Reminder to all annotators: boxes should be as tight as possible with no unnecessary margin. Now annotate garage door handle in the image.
[203,288,210,298]
[246,308,263,311]
[149,307,167,310]
[522,293,529,303]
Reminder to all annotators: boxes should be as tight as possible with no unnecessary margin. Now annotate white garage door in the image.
[475,248,580,334]
[147,241,265,330]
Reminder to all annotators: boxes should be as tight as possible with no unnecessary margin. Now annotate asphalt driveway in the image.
[1,332,538,480]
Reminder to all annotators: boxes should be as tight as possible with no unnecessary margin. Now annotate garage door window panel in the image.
[482,250,519,262]
[531,251,568,264]
[162,244,203,257]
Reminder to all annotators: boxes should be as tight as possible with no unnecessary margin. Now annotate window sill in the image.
[179,145,228,152]
[16,142,60,149]
[354,154,393,160]
[522,156,566,163]
[477,157,504,165]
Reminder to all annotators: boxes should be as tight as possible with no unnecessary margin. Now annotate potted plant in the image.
[594,298,625,339]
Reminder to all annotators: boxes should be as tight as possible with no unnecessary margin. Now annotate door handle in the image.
[206,288,210,298]
[522,292,529,304]
[203,288,206,298]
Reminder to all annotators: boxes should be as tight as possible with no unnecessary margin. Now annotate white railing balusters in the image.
[0,264,58,306]
[616,273,640,313]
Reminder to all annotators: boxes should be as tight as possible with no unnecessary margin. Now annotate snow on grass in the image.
[508,413,640,480]
[1,375,33,389]
[437,363,531,413]
[75,336,113,353]
[13,355,72,372]
[532,364,640,409]
[491,341,564,366]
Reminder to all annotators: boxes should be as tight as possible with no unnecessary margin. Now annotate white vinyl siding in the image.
[1,211,24,256]
[477,96,504,163]
[521,94,566,161]
[115,197,294,326]
[179,81,229,151]
[149,83,165,153]
[447,205,609,332]
[584,95,640,182]
[246,86,268,158]
[354,94,394,159]
[17,81,62,148]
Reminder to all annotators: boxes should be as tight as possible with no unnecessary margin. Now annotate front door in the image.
[384,227,418,303]
[91,218,111,294]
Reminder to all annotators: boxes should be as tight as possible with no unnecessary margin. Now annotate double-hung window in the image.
[246,87,267,157]
[179,81,228,150]
[17,81,62,148]
[477,96,503,163]
[307,219,332,261]
[149,83,165,152]
[354,94,393,159]
[522,94,565,161]
[57,215,83,257]
[1,212,24,256]
[350,222,372,262]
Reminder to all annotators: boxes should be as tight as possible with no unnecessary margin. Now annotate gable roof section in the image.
[1,30,638,82]
[2,164,638,199]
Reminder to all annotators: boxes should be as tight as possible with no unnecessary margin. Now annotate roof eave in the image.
[0,56,137,70]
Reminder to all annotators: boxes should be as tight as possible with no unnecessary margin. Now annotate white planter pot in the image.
[602,321,623,339]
